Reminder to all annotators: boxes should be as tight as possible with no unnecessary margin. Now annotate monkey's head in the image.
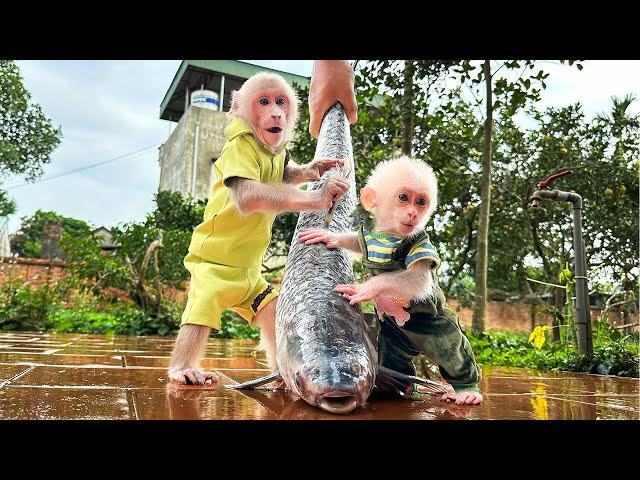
[360,155,438,238]
[230,72,299,154]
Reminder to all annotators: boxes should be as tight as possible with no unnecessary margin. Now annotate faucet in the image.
[529,170,593,355]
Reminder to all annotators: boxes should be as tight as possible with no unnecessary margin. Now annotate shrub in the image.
[467,329,639,378]
[0,278,61,331]
[215,310,260,340]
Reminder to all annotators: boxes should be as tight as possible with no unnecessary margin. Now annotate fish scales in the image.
[275,103,377,414]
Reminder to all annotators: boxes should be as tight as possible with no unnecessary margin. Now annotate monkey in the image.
[297,155,484,406]
[168,70,351,386]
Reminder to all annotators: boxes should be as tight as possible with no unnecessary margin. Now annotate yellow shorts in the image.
[180,253,279,330]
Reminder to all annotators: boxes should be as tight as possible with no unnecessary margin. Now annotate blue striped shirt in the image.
[363,229,440,269]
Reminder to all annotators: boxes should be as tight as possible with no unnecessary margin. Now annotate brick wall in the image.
[0,256,68,287]
[448,298,638,333]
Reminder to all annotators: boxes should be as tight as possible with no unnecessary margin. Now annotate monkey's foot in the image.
[372,295,411,326]
[168,368,218,386]
[438,390,483,406]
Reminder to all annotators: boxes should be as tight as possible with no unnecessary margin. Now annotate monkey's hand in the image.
[297,227,340,248]
[168,367,217,386]
[372,295,411,326]
[313,176,350,210]
[304,158,345,182]
[439,390,484,406]
[309,60,358,138]
[334,278,382,305]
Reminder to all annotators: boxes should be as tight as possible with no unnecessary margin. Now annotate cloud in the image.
[535,60,640,118]
[6,60,178,233]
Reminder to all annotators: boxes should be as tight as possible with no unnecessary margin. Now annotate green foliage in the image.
[0,60,62,179]
[0,277,61,331]
[146,190,207,232]
[0,273,181,336]
[468,328,639,378]
[46,305,181,336]
[290,64,636,309]
[60,232,132,296]
[1,60,62,223]
[110,191,206,286]
[13,210,91,258]
[215,309,260,340]
[449,274,475,308]
[0,190,16,216]
[59,191,204,319]
[46,307,120,334]
[491,99,639,299]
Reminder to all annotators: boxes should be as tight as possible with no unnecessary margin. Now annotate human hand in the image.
[309,60,358,138]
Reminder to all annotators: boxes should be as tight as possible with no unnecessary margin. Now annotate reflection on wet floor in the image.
[0,331,638,420]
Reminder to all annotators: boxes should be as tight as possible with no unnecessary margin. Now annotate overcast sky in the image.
[3,60,639,235]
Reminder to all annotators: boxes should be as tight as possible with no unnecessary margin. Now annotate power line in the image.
[4,144,160,191]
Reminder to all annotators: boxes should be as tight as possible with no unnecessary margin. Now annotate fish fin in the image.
[378,366,453,397]
[225,371,283,390]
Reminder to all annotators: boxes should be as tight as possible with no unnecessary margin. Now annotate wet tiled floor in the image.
[0,331,638,420]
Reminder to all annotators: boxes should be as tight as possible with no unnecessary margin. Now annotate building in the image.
[91,226,119,252]
[157,60,311,201]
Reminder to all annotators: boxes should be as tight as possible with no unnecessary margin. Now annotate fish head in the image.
[282,338,376,415]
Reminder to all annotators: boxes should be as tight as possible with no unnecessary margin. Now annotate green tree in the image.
[470,96,638,343]
[12,209,91,258]
[0,190,16,216]
[60,191,205,316]
[452,60,580,335]
[117,190,206,285]
[0,60,62,219]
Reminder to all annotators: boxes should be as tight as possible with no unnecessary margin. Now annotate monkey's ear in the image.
[360,186,377,212]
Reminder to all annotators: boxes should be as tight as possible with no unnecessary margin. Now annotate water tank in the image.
[190,89,220,111]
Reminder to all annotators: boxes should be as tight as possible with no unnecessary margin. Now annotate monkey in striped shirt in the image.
[298,155,483,406]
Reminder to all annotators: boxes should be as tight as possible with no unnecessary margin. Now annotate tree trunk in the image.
[131,230,164,315]
[401,60,415,156]
[472,60,493,336]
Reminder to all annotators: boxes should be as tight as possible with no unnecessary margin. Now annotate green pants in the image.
[375,307,481,396]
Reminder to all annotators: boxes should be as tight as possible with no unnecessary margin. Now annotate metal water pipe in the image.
[529,170,593,354]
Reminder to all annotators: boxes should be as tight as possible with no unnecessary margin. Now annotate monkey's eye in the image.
[275,98,286,106]
[398,193,409,202]
[416,198,428,207]
[259,98,269,106]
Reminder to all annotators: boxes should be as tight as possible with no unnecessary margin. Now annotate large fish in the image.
[274,103,376,414]
[229,103,451,414]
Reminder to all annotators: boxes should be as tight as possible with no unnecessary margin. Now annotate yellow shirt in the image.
[188,117,287,267]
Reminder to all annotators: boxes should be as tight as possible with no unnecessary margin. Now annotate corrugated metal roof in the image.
[159,60,310,120]
[159,60,385,122]
[189,60,310,86]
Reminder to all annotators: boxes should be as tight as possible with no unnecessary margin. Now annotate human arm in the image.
[309,60,358,138]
